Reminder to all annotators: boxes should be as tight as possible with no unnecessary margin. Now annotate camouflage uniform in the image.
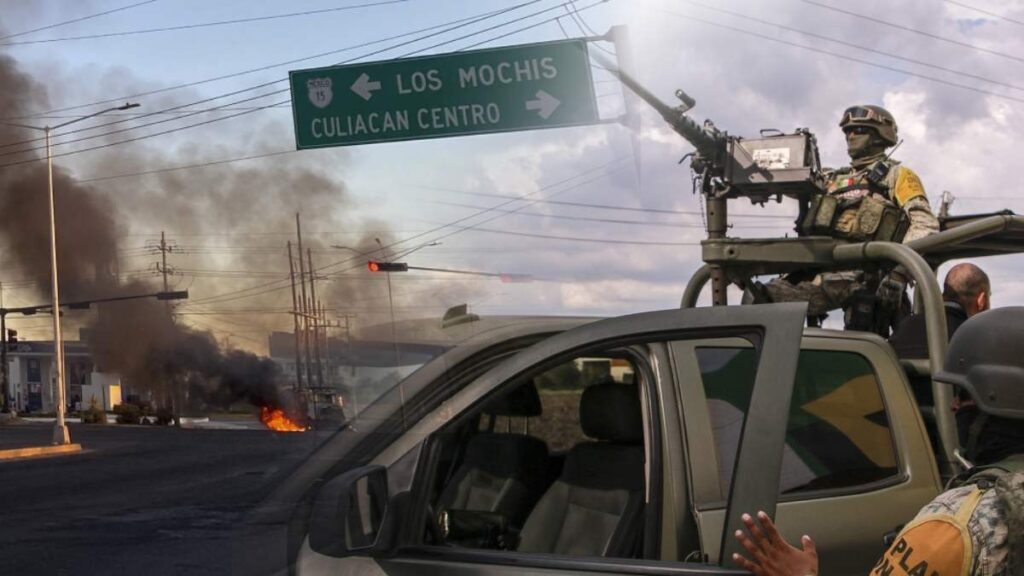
[763,106,939,317]
[890,471,1024,576]
[873,309,1024,576]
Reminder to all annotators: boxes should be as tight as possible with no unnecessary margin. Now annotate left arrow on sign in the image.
[351,73,382,101]
[526,90,560,120]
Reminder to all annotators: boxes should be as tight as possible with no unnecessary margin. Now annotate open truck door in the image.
[296,303,806,576]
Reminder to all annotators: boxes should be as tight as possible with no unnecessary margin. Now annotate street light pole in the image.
[43,126,70,444]
[2,102,139,444]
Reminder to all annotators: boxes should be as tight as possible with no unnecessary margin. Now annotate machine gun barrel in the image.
[592,52,723,158]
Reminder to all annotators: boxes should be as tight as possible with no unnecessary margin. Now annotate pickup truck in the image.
[243,302,941,576]
[238,212,1024,576]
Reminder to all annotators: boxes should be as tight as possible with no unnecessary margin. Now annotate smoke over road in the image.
[0,43,480,413]
[0,53,306,412]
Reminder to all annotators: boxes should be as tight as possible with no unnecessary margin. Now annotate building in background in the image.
[5,340,92,413]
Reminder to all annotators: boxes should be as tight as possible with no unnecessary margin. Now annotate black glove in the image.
[876,272,907,307]
[741,281,773,305]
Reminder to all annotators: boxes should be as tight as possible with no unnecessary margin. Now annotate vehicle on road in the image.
[249,206,1024,576]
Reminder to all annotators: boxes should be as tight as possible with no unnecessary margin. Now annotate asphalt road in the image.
[0,422,325,575]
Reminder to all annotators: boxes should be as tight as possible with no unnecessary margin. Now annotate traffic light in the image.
[156,290,189,301]
[367,261,408,272]
[6,329,17,349]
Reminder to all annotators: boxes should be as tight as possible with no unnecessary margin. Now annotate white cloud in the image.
[559,278,685,312]
[883,90,929,143]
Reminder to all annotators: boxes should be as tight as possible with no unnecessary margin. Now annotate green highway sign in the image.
[289,39,598,148]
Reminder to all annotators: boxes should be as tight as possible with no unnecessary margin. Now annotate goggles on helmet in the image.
[840,106,894,129]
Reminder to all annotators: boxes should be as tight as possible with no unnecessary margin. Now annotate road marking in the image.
[0,443,83,461]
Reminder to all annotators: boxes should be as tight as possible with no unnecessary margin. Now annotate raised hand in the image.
[731,511,818,576]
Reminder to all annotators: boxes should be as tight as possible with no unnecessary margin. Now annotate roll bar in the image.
[681,240,959,473]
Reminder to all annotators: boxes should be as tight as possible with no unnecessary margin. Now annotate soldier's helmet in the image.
[935,307,1024,420]
[839,105,898,146]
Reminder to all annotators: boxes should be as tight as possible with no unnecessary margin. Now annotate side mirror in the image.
[309,465,389,556]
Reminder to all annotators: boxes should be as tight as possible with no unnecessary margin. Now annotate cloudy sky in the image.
[1,0,1023,352]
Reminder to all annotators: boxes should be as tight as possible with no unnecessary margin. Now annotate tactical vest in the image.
[800,160,910,242]
[871,456,1024,576]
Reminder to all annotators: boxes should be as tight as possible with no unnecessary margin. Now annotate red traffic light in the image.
[367,261,408,272]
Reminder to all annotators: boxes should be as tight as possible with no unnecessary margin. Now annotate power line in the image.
[657,8,1024,107]
[0,1,407,46]
[0,0,600,165]
[569,0,601,35]
[565,0,615,56]
[945,0,1024,27]
[429,199,790,229]
[187,157,631,310]
[185,166,624,308]
[802,0,1024,65]
[676,0,1024,95]
[0,88,286,158]
[79,150,296,183]
[186,315,265,346]
[0,0,543,152]
[555,16,572,38]
[456,0,603,51]
[186,158,629,307]
[11,0,606,166]
[3,106,291,120]
[0,0,159,41]
[15,3,534,119]
[423,223,701,246]
[417,183,794,219]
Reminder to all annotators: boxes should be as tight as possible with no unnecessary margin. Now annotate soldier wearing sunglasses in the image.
[753,105,940,333]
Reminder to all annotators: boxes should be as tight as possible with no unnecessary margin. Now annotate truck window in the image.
[697,348,899,496]
[520,357,636,454]
[421,353,653,558]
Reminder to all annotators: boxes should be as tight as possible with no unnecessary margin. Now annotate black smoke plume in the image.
[0,40,482,414]
[0,53,293,413]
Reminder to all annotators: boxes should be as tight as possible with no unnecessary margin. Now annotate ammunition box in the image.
[724,132,823,200]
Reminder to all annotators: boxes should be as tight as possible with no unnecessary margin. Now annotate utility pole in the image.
[319,301,332,392]
[287,242,304,392]
[307,248,325,390]
[155,232,178,312]
[337,312,357,415]
[295,214,314,403]
[154,231,180,417]
[1,101,139,445]
[1,282,8,413]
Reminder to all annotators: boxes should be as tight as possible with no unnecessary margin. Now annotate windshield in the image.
[3,1,1023,575]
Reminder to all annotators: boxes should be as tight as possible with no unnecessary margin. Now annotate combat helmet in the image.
[839,105,898,146]
[935,307,1024,420]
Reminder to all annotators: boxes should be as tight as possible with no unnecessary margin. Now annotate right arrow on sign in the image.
[526,90,560,119]
[350,73,382,101]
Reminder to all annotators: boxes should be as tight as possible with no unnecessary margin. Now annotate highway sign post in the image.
[289,39,598,148]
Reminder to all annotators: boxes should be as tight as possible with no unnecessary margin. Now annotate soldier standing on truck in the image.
[731,307,1024,576]
[749,106,941,330]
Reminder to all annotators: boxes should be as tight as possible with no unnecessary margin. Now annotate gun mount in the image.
[602,27,1024,478]
[592,50,825,205]
[596,36,828,305]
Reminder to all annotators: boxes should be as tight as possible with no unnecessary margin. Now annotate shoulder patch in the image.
[873,486,985,576]
[874,518,971,576]
[894,167,926,207]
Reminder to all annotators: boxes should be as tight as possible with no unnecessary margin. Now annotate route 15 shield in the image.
[307,78,333,109]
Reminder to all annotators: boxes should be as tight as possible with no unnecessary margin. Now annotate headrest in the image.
[580,383,643,443]
[484,381,542,417]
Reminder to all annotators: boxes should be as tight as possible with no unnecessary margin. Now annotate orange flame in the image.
[260,406,306,432]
